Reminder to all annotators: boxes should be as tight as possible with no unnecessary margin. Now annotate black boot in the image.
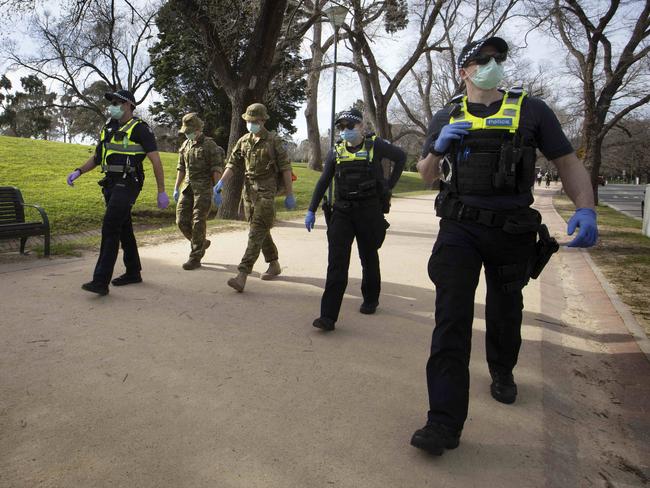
[490,370,518,404]
[81,281,109,296]
[359,301,378,314]
[111,273,142,286]
[312,317,335,331]
[410,422,461,455]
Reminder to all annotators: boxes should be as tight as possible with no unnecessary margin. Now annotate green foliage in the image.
[0,74,57,139]
[554,195,650,334]
[149,0,306,147]
[0,135,178,235]
[0,136,428,239]
[383,0,409,33]
[149,1,232,148]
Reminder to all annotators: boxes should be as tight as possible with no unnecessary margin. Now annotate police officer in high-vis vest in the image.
[304,108,406,331]
[410,37,598,455]
[66,89,169,295]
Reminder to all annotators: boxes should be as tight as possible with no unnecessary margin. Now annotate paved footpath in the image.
[1,190,648,488]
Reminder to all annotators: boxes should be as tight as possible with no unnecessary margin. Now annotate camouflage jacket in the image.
[177,135,225,191]
[225,128,291,195]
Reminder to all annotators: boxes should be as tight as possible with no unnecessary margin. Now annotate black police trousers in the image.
[321,200,387,322]
[426,218,536,431]
[93,176,142,285]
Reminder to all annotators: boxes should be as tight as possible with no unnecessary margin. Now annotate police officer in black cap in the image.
[410,37,598,455]
[304,108,406,331]
[66,89,170,295]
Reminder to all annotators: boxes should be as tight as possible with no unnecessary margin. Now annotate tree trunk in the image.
[305,17,323,171]
[583,128,603,205]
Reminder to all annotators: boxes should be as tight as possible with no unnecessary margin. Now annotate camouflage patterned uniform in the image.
[226,128,291,274]
[176,129,225,261]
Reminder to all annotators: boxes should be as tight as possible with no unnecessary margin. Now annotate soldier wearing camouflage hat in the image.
[173,113,225,270]
[213,102,296,292]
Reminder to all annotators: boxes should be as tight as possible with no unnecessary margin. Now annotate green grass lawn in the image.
[554,195,650,336]
[0,135,429,237]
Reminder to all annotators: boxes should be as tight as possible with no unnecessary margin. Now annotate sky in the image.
[1,1,645,145]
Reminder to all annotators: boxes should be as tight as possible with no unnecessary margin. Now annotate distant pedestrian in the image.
[536,171,543,186]
[545,172,551,187]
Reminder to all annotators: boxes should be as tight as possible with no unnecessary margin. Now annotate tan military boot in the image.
[260,260,281,281]
[227,272,248,292]
[182,258,201,270]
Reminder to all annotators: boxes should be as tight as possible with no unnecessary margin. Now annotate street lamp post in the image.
[324,4,348,212]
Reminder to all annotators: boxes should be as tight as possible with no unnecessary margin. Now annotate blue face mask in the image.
[108,104,124,120]
[341,128,361,142]
[247,122,261,134]
[469,58,505,90]
[185,131,195,141]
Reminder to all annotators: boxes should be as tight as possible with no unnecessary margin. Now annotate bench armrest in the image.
[21,203,50,229]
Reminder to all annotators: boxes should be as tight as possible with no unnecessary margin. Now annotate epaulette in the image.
[449,93,464,104]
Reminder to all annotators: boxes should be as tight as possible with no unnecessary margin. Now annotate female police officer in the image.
[304,108,406,331]
[66,89,169,295]
[410,37,598,455]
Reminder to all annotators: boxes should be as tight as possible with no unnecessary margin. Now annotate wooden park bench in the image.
[0,186,51,256]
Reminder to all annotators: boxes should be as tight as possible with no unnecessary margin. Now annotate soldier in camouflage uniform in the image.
[213,103,296,292]
[173,113,225,270]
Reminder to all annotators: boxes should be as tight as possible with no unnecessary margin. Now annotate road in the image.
[1,190,649,487]
[598,183,647,220]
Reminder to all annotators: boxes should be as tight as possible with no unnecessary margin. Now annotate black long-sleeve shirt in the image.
[308,137,407,212]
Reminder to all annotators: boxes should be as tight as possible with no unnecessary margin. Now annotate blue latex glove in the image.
[305,210,315,232]
[285,193,296,210]
[173,189,179,202]
[213,180,224,207]
[157,192,170,210]
[567,208,598,247]
[432,122,472,154]
[66,169,81,186]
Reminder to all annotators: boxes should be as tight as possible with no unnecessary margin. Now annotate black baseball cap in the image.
[104,89,137,108]
[457,37,508,69]
[335,108,363,125]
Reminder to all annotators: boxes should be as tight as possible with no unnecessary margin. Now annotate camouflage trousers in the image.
[238,188,278,274]
[176,186,212,260]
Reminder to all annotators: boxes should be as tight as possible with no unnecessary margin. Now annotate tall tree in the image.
[3,0,157,124]
[529,0,650,202]
[340,0,446,139]
[0,74,56,139]
[174,0,318,219]
[390,0,518,140]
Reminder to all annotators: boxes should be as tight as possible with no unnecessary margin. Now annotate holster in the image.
[97,176,110,188]
[529,224,559,279]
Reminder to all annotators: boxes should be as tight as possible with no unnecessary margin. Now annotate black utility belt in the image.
[334,198,380,210]
[103,164,137,174]
[435,194,540,233]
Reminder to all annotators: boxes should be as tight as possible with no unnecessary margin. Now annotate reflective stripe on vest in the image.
[100,118,146,172]
[335,135,376,163]
[450,90,526,133]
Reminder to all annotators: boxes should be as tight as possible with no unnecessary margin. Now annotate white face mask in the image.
[469,58,505,90]
[247,122,261,134]
[108,104,124,119]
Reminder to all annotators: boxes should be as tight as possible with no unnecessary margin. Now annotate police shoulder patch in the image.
[486,118,513,127]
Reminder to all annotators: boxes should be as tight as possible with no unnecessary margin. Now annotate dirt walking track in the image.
[1,189,649,488]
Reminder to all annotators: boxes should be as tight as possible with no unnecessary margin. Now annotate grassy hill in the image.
[0,135,428,237]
